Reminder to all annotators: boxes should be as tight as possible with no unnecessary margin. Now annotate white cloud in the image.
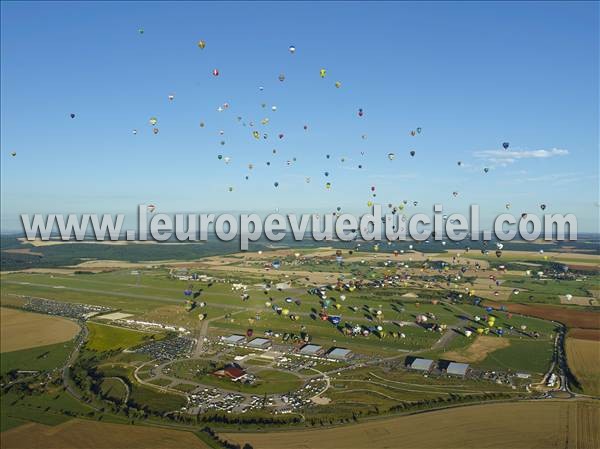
[473,148,569,166]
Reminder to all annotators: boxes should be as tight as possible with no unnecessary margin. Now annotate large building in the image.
[299,344,323,356]
[446,362,470,377]
[221,334,246,345]
[213,363,248,382]
[247,337,272,350]
[327,347,353,360]
[408,358,435,372]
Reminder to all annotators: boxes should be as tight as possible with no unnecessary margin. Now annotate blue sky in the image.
[1,1,598,231]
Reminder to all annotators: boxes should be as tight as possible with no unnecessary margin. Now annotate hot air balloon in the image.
[70,113,76,119]
[320,68,327,78]
[358,108,364,117]
[168,94,175,101]
[10,152,16,157]
[410,150,415,157]
[288,45,296,54]
[153,128,159,135]
[274,181,279,187]
[502,142,509,150]
[417,127,422,134]
[149,117,158,126]
[198,40,206,49]
[388,152,396,161]
[484,167,490,173]
[325,182,332,189]
[278,73,285,82]
[335,81,342,88]
[540,204,547,210]
[212,68,219,76]
[138,28,144,34]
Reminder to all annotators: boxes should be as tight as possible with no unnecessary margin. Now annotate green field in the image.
[198,368,303,395]
[86,322,162,352]
[0,388,95,431]
[94,363,186,413]
[475,338,555,374]
[99,377,128,402]
[1,340,74,375]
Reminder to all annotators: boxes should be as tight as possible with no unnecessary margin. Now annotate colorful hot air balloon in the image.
[198,39,206,49]
[212,68,219,76]
[320,68,327,78]
[289,45,296,54]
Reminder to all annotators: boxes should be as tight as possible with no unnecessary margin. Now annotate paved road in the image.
[61,324,101,411]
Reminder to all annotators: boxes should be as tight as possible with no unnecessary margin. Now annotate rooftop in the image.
[327,347,353,359]
[300,344,323,355]
[446,362,470,376]
[248,337,271,348]
[410,358,434,371]
[222,334,246,344]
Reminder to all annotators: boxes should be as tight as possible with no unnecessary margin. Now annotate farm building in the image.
[222,334,246,345]
[247,337,272,350]
[327,347,353,360]
[408,358,435,372]
[213,363,248,382]
[446,362,470,377]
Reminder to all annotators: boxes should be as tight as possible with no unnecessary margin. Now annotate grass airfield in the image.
[1,244,599,448]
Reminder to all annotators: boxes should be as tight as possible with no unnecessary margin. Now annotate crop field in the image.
[0,419,210,449]
[86,322,162,352]
[496,302,600,329]
[223,400,600,449]
[0,307,79,353]
[566,337,600,396]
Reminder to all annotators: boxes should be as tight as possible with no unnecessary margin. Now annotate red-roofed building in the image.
[212,363,248,382]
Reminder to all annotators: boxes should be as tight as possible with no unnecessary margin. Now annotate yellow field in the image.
[566,338,600,396]
[0,419,209,449]
[223,400,599,449]
[0,308,80,353]
[444,336,510,363]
